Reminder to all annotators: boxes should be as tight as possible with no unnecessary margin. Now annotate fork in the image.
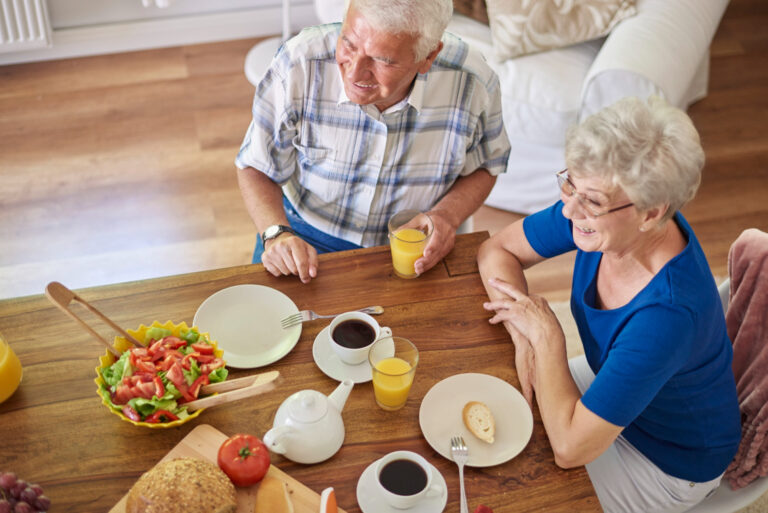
[450,435,470,513]
[280,305,384,329]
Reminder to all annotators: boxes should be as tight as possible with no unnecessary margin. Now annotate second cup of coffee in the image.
[329,312,391,365]
[375,451,443,509]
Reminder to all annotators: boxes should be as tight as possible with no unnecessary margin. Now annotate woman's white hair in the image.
[347,0,453,62]
[565,96,705,221]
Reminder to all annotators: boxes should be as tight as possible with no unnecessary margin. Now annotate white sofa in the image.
[292,0,730,214]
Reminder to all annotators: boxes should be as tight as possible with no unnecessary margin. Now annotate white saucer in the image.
[356,457,448,513]
[312,326,373,383]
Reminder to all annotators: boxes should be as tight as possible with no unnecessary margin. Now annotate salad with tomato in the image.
[98,326,228,423]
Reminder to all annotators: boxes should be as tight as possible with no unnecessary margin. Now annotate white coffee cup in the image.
[375,451,443,509]
[329,311,391,365]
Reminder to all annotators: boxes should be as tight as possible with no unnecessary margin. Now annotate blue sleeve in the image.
[522,201,576,258]
[581,305,696,427]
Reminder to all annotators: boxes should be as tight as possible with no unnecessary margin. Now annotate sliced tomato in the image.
[122,405,141,422]
[201,359,225,375]
[194,354,215,364]
[165,361,186,390]
[113,385,135,405]
[181,353,198,370]
[162,336,187,349]
[133,380,156,399]
[152,376,165,398]
[135,359,157,374]
[148,339,166,356]
[189,374,210,398]
[191,342,214,355]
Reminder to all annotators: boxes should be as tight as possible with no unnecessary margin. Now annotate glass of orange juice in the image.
[387,210,433,279]
[0,331,23,404]
[368,336,419,411]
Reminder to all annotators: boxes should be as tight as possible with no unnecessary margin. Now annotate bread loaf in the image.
[462,401,495,444]
[126,458,236,513]
[254,476,294,513]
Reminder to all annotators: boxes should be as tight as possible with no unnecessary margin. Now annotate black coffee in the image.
[332,320,376,349]
[378,459,428,496]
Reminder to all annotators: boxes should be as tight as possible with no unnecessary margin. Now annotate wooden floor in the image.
[1,0,766,302]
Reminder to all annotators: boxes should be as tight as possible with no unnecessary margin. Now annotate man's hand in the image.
[413,209,457,275]
[262,233,319,284]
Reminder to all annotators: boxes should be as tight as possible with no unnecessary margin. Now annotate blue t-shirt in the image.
[523,202,741,482]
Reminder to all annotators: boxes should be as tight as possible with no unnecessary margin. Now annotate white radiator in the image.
[0,0,52,53]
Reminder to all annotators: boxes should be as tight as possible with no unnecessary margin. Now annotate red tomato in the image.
[474,506,494,513]
[217,433,271,487]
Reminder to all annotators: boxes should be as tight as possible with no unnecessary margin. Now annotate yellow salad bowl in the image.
[94,320,225,429]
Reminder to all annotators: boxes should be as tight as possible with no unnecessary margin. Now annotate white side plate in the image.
[419,373,533,467]
[193,284,301,369]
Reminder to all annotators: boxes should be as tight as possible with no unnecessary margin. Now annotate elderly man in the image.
[236,0,510,282]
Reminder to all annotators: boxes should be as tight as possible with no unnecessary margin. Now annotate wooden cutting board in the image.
[109,423,347,513]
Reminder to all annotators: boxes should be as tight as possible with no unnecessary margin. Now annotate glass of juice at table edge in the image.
[388,210,434,279]
[0,332,23,404]
[368,336,419,411]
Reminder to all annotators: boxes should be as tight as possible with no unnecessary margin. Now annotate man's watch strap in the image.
[261,224,296,245]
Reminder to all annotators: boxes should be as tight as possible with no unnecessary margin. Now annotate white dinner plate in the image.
[356,456,447,513]
[419,373,533,467]
[193,284,301,369]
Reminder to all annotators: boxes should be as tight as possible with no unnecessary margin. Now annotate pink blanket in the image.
[724,228,768,490]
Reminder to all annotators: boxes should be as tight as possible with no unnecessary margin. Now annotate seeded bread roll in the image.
[463,401,496,444]
[254,476,294,513]
[126,458,237,513]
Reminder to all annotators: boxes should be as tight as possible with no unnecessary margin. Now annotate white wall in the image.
[0,0,319,65]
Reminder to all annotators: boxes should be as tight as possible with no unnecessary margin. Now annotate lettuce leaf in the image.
[208,367,228,383]
[183,358,201,386]
[144,327,172,343]
[101,351,132,387]
[127,395,179,418]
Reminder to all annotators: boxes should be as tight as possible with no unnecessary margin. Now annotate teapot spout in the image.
[327,379,354,412]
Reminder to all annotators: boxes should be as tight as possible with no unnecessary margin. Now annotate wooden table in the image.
[0,233,598,513]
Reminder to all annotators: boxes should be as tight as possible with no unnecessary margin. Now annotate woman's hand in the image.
[483,278,565,349]
[483,278,566,404]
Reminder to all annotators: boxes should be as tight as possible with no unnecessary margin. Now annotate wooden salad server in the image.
[186,370,281,412]
[45,281,143,357]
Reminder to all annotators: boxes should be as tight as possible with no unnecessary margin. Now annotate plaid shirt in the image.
[236,23,510,247]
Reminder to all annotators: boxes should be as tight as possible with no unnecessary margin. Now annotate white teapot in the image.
[263,379,354,464]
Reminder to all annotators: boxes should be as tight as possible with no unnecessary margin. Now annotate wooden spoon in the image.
[185,370,281,412]
[45,281,143,357]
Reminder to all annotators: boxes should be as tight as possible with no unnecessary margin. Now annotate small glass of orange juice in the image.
[388,210,433,279]
[368,336,419,411]
[0,331,23,404]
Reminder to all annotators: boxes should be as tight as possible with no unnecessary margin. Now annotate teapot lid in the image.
[288,390,328,423]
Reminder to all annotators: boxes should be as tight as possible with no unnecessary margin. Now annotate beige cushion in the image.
[486,0,637,60]
[453,0,489,25]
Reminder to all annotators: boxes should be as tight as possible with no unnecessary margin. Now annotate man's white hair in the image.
[347,0,453,62]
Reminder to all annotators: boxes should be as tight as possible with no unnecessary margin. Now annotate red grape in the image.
[33,496,49,511]
[17,491,33,508]
[13,502,33,513]
[0,473,50,513]
[0,474,16,492]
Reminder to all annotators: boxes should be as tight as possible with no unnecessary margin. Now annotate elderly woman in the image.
[478,96,741,513]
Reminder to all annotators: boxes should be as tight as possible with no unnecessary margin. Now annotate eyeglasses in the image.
[556,169,634,218]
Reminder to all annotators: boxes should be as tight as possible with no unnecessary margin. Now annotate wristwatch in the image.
[261,224,296,245]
